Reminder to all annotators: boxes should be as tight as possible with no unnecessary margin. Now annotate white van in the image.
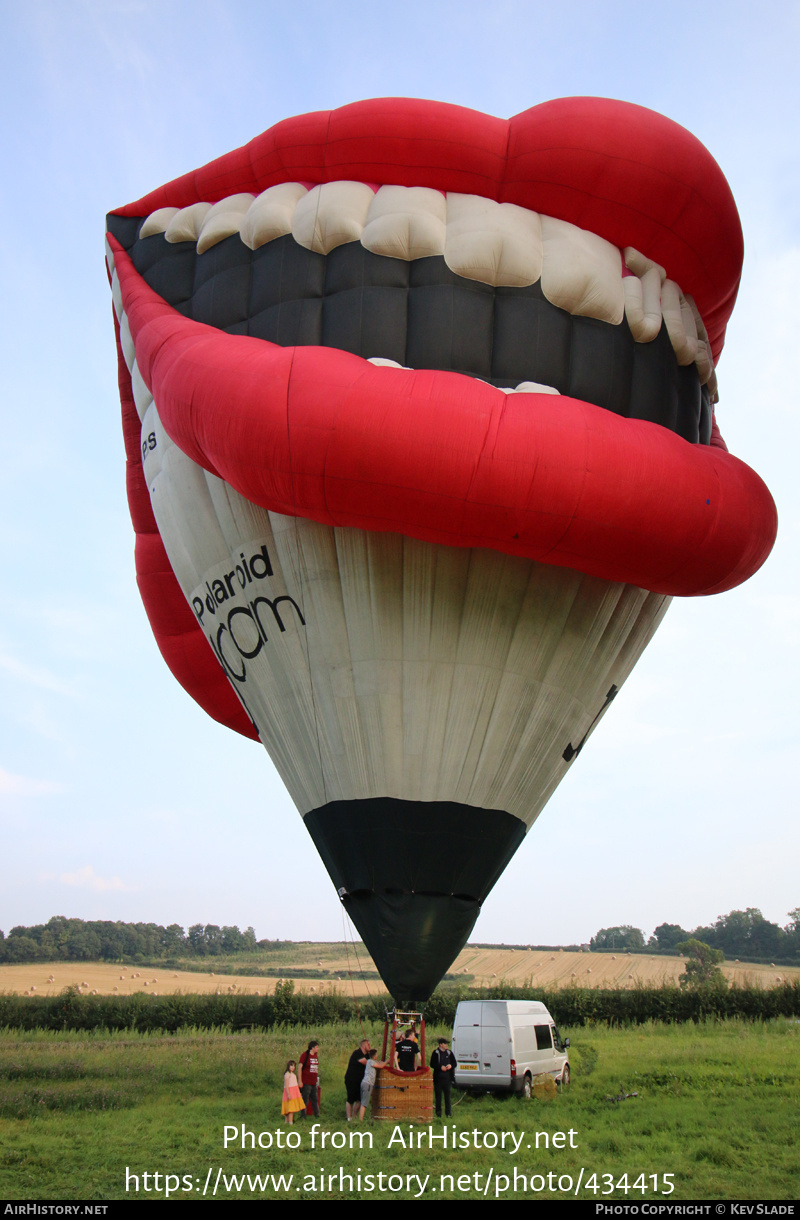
[452,1000,570,1097]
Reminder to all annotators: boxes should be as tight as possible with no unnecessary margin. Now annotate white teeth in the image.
[507,381,560,395]
[622,266,662,343]
[444,195,542,287]
[625,249,713,382]
[362,185,446,260]
[111,267,123,322]
[662,279,697,366]
[119,311,135,373]
[292,182,375,255]
[660,279,685,359]
[240,183,309,250]
[680,295,699,364]
[641,266,665,335]
[136,184,716,392]
[540,216,624,325]
[165,202,212,243]
[686,296,714,385]
[114,295,153,422]
[694,340,713,386]
[623,247,666,283]
[367,359,559,395]
[196,193,255,254]
[140,207,180,239]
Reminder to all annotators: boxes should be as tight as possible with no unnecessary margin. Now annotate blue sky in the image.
[1,0,797,948]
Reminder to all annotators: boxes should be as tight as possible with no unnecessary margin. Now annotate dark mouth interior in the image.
[108,213,712,445]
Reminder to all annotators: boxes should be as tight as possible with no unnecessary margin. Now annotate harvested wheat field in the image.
[0,962,384,998]
[0,964,278,998]
[1,948,797,998]
[450,946,799,989]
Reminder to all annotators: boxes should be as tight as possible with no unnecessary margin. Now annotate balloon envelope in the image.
[106,97,776,1001]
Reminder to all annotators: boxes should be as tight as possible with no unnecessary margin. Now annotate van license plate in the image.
[458,1063,478,1071]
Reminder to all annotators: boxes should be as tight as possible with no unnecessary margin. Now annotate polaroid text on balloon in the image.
[190,541,306,685]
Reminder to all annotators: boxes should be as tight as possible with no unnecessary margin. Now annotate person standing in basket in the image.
[299,1039,320,1117]
[430,1038,457,1118]
[395,1030,418,1072]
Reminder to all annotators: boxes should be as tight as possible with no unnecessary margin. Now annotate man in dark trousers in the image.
[430,1037,457,1118]
[344,1037,371,1121]
[298,1039,320,1117]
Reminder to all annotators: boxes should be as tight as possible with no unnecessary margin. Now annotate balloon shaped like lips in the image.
[107,97,776,1003]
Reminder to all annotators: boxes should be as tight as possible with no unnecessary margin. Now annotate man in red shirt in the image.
[299,1040,320,1116]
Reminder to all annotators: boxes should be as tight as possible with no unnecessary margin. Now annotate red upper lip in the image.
[113,96,742,361]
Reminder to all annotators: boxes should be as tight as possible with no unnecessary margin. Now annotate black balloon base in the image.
[343,890,480,1004]
[303,796,526,1002]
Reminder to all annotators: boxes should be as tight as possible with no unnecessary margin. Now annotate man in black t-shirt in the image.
[344,1038,370,1120]
[395,1031,418,1072]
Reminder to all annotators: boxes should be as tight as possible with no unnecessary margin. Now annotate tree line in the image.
[590,907,800,962]
[3,908,797,966]
[0,916,258,963]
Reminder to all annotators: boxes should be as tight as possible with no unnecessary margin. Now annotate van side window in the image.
[534,1024,553,1050]
[551,1025,564,1051]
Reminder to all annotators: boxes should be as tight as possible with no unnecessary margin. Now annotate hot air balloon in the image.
[106,98,776,1004]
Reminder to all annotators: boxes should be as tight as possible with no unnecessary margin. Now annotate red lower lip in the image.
[111,237,776,598]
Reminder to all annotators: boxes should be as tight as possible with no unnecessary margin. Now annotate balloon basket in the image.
[371,1008,433,1122]
[372,1068,433,1121]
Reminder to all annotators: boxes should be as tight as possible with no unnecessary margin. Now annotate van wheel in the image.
[522,1074,533,1099]
[560,1064,571,1087]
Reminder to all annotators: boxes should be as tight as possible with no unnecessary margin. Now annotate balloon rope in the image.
[341,906,373,1039]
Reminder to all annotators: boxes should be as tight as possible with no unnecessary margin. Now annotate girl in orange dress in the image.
[282,1061,305,1122]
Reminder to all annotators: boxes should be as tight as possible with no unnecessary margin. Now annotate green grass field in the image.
[1,1017,797,1201]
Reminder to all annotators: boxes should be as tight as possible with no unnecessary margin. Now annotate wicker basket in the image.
[372,1067,433,1121]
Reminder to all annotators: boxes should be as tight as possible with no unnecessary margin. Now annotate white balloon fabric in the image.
[142,396,668,999]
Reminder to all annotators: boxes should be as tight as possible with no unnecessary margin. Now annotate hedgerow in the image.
[1,979,798,1033]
